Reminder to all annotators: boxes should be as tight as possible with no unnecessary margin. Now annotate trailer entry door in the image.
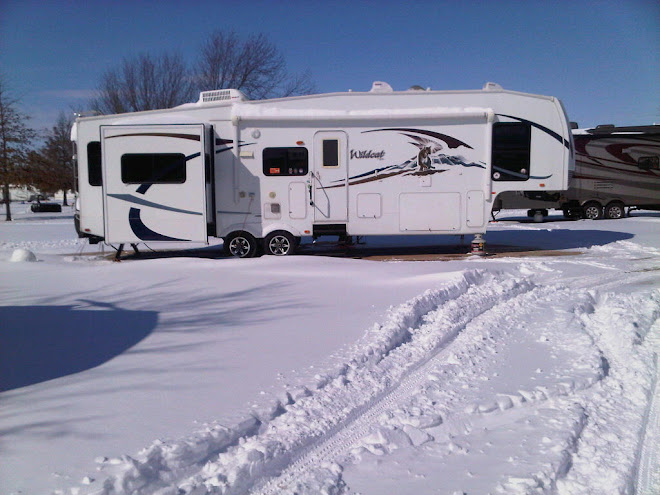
[101,124,208,244]
[312,131,348,222]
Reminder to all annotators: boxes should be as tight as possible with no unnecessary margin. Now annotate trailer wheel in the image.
[582,201,603,220]
[604,202,625,220]
[224,231,258,258]
[265,230,296,256]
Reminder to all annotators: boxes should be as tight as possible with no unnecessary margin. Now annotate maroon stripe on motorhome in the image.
[572,174,659,191]
[576,157,660,178]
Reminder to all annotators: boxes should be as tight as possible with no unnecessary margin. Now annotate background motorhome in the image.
[494,124,660,221]
[72,83,573,257]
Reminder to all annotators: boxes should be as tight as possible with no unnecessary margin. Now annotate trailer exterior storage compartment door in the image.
[101,124,208,244]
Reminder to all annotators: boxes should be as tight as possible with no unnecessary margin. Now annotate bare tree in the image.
[0,76,35,221]
[27,112,74,205]
[91,52,195,114]
[195,31,316,99]
[91,33,315,115]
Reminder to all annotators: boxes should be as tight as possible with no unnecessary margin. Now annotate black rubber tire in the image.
[582,201,603,220]
[264,230,296,256]
[224,231,258,258]
[604,202,625,220]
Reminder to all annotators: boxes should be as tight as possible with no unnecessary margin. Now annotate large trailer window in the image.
[87,141,102,186]
[263,147,308,176]
[121,153,186,184]
[491,123,531,181]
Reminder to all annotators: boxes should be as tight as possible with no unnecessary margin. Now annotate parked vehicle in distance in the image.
[28,194,48,202]
[31,201,62,213]
[71,81,573,257]
[494,124,660,221]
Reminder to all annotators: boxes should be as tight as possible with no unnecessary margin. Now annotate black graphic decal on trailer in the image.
[128,207,189,242]
[323,128,485,189]
[214,139,256,154]
[107,193,203,215]
[105,132,201,142]
[496,114,571,151]
[363,128,474,149]
[136,152,201,194]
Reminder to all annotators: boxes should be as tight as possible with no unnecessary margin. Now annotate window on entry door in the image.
[322,139,339,167]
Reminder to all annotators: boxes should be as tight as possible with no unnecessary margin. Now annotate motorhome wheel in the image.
[604,202,625,220]
[265,231,296,256]
[224,232,258,258]
[582,202,603,220]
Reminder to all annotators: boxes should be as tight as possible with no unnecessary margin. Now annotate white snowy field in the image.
[1,203,659,495]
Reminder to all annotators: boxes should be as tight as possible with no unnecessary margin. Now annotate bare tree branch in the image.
[91,52,195,114]
[26,112,75,205]
[90,32,316,115]
[0,75,35,220]
[195,31,316,100]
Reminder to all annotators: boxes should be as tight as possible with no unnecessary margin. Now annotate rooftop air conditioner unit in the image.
[198,89,248,104]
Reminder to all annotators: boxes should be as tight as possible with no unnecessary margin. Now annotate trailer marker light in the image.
[539,183,545,187]
[296,141,304,145]
[304,230,310,234]
[84,228,90,232]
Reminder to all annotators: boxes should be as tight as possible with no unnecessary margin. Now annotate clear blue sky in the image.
[1,0,658,134]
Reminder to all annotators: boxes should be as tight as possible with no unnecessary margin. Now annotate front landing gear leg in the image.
[114,243,125,262]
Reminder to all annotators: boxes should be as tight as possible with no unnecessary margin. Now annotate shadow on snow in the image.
[0,302,158,392]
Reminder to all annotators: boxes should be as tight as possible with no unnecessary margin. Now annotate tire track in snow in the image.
[73,262,659,495]
[82,270,507,495]
[254,271,660,494]
[254,284,595,495]
[556,290,660,495]
[174,273,535,495]
[252,286,552,495]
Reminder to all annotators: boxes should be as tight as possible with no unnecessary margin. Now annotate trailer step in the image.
[313,223,347,239]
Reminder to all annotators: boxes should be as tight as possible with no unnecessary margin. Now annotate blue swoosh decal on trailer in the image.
[128,208,189,241]
[107,194,203,215]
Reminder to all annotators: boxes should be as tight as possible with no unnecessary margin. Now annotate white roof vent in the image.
[483,82,503,91]
[370,81,394,93]
[198,89,248,104]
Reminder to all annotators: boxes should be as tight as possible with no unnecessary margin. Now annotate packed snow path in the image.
[84,242,660,495]
[634,318,660,495]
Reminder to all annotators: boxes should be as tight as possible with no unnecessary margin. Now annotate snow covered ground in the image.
[1,203,659,495]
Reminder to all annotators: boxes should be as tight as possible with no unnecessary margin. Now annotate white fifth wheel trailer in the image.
[494,124,660,221]
[71,82,573,257]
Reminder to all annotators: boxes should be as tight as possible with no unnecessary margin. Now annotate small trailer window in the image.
[87,141,102,186]
[638,156,659,170]
[121,153,187,184]
[322,139,340,167]
[263,147,309,176]
[491,123,531,181]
